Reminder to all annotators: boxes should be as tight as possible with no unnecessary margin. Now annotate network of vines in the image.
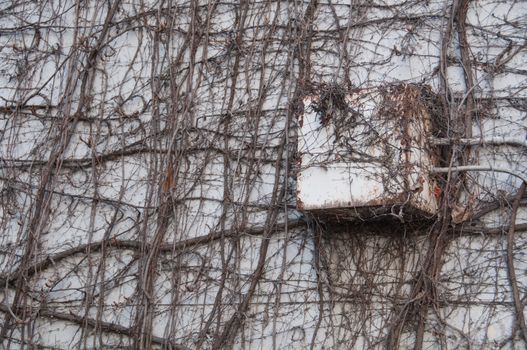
[0,0,526,349]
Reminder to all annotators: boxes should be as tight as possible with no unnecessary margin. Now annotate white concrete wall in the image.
[0,0,526,348]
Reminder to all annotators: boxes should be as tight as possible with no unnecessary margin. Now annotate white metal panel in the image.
[297,85,439,219]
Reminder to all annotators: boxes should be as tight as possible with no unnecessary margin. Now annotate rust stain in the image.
[162,160,174,193]
[296,195,304,210]
[298,191,407,212]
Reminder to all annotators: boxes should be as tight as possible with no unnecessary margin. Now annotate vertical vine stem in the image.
[507,182,527,343]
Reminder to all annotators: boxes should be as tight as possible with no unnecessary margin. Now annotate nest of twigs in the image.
[310,83,359,141]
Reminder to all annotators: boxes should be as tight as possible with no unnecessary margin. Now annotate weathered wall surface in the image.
[0,0,525,349]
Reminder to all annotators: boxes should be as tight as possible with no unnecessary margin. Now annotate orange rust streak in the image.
[162,162,174,193]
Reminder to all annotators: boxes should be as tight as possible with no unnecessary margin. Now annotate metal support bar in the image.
[431,165,527,184]
[430,137,527,148]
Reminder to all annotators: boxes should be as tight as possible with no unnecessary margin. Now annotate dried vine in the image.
[0,0,525,349]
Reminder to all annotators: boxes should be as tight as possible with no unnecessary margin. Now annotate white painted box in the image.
[297,84,439,221]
